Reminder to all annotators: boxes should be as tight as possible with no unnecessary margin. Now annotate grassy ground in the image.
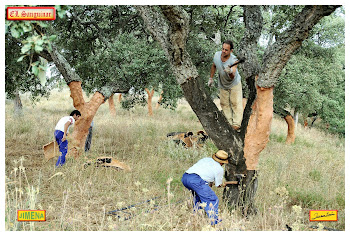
[5,88,345,231]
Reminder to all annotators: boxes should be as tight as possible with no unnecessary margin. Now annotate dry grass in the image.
[5,88,345,231]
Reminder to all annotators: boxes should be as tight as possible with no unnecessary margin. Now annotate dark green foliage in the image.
[274,9,345,136]
[49,5,183,108]
[5,5,69,100]
[5,5,345,136]
[5,34,52,101]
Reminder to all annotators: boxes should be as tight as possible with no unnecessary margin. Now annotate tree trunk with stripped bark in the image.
[108,94,117,117]
[46,47,129,158]
[145,88,155,116]
[136,5,339,215]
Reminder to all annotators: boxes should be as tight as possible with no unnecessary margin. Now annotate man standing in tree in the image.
[54,110,81,167]
[208,40,243,130]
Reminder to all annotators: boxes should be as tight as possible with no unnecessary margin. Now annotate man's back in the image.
[185,157,223,186]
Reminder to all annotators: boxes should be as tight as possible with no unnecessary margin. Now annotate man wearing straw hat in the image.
[181,150,229,225]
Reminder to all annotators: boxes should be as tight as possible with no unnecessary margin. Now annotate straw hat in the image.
[212,150,229,164]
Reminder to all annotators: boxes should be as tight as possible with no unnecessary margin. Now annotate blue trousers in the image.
[181,173,219,224]
[54,130,68,167]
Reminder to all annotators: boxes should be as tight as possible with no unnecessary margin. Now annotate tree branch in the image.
[38,49,53,62]
[48,46,82,84]
[238,6,263,137]
[134,6,170,56]
[223,6,235,30]
[258,5,340,88]
[73,14,129,81]
[136,5,198,85]
[49,45,128,99]
[237,6,263,79]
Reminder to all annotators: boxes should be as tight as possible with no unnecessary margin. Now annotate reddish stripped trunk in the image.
[108,94,117,117]
[135,5,339,215]
[145,88,155,116]
[244,85,274,170]
[285,115,296,144]
[68,81,105,158]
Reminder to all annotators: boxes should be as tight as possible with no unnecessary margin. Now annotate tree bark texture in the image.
[294,111,299,126]
[244,85,274,170]
[108,94,117,117]
[258,5,340,88]
[145,88,155,116]
[135,6,198,85]
[48,47,106,158]
[285,115,296,144]
[68,81,105,158]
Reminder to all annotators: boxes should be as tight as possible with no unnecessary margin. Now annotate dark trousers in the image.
[85,126,93,152]
[54,130,68,167]
[181,173,219,224]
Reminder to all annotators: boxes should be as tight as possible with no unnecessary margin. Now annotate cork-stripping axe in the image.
[221,57,246,70]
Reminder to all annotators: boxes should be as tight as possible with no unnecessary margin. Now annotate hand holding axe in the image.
[223,57,246,75]
[228,57,245,68]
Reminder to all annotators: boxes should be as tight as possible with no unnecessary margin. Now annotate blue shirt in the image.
[213,51,241,89]
[185,157,224,187]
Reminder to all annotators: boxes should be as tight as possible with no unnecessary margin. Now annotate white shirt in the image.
[185,157,224,187]
[55,116,75,132]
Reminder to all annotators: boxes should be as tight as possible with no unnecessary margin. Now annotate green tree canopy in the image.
[274,8,345,135]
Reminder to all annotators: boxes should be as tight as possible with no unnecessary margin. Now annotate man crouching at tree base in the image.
[208,40,243,130]
[54,110,81,167]
[181,150,229,225]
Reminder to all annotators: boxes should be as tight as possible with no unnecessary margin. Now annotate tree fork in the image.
[181,77,254,209]
[181,77,243,153]
[137,5,257,212]
[68,81,105,158]
[222,80,274,212]
[222,75,258,210]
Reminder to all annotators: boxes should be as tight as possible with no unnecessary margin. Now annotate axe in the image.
[228,57,245,68]
[223,174,246,186]
[221,57,246,74]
